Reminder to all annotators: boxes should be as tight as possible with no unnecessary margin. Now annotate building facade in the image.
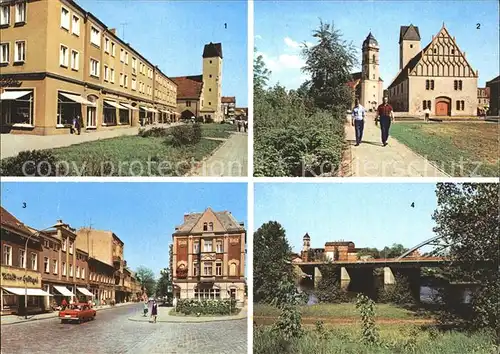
[221,96,235,119]
[172,208,246,304]
[171,42,223,122]
[1,207,51,315]
[477,87,490,115]
[388,24,478,116]
[486,75,499,116]
[0,0,177,135]
[300,233,358,262]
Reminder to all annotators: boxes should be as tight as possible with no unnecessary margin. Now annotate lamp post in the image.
[24,224,58,319]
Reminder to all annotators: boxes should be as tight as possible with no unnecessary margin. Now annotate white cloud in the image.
[255,34,262,40]
[284,37,301,49]
[257,51,308,89]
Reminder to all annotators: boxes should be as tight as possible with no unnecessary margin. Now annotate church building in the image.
[388,24,478,116]
[349,32,384,111]
[171,43,224,122]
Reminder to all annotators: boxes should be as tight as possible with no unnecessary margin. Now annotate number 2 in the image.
[476,23,481,29]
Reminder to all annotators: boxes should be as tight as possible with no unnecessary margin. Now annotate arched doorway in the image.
[181,110,195,120]
[435,97,451,116]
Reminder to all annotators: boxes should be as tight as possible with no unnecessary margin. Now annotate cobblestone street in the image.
[0,304,247,354]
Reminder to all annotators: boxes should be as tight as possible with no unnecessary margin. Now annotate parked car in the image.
[59,303,96,324]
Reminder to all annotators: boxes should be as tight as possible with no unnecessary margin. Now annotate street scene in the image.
[1,182,248,353]
[253,183,498,353]
[0,0,248,176]
[254,0,499,177]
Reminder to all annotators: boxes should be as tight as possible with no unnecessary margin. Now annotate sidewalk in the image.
[1,122,182,159]
[344,113,448,177]
[128,305,247,323]
[0,302,135,326]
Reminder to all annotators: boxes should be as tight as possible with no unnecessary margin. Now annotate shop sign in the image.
[0,77,22,88]
[1,272,39,285]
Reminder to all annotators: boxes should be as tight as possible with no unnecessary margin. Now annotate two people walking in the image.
[351,97,394,147]
[143,299,158,323]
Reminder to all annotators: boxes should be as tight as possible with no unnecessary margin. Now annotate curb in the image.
[0,304,136,326]
[127,315,247,324]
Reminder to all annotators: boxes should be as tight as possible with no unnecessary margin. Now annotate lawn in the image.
[168,308,241,317]
[254,303,417,321]
[391,122,499,177]
[47,124,232,176]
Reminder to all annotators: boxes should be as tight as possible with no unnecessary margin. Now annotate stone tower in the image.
[302,233,311,261]
[360,32,381,110]
[201,42,223,122]
[399,24,421,70]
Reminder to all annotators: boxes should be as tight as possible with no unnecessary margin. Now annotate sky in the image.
[1,182,247,278]
[78,0,248,106]
[255,0,499,89]
[254,183,440,254]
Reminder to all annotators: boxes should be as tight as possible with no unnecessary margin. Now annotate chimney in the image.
[109,28,116,35]
[183,213,190,222]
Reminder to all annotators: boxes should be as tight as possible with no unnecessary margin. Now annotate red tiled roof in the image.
[170,75,203,99]
[1,206,32,237]
[221,96,235,103]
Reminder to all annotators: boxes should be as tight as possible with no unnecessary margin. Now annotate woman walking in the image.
[151,300,158,323]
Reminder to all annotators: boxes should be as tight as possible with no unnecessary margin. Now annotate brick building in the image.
[300,233,358,262]
[172,208,246,304]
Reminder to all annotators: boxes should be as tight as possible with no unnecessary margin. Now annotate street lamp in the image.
[24,224,58,319]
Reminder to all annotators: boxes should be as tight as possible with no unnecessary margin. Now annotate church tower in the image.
[360,32,381,110]
[302,233,311,261]
[201,42,223,122]
[399,24,421,70]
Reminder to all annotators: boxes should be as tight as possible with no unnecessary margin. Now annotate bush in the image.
[0,150,65,176]
[315,264,350,303]
[169,124,202,146]
[205,116,214,123]
[377,273,415,305]
[138,127,170,138]
[175,298,237,316]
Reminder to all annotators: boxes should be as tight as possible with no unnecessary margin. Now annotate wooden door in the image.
[435,101,449,116]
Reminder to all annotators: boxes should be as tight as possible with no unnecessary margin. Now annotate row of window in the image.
[0,2,26,26]
[454,80,463,91]
[426,79,466,91]
[191,261,238,277]
[192,240,224,253]
[0,41,26,64]
[425,80,435,90]
[456,100,465,111]
[89,271,113,284]
[3,245,37,270]
[422,100,432,110]
[422,100,467,111]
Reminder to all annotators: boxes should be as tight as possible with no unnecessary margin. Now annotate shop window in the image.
[57,93,81,126]
[119,108,129,124]
[103,102,117,125]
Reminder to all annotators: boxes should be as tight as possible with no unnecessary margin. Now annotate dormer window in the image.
[208,222,213,231]
[203,222,208,231]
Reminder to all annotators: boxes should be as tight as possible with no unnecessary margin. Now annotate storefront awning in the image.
[120,103,139,111]
[0,90,31,100]
[160,110,169,114]
[77,287,94,297]
[2,287,53,296]
[140,106,158,113]
[53,285,73,296]
[59,92,96,106]
[104,100,123,109]
[149,108,160,113]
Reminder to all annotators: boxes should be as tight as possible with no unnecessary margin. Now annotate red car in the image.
[59,303,96,324]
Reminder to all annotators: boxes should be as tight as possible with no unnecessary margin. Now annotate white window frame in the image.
[120,73,124,86]
[216,262,222,276]
[125,52,129,65]
[216,242,223,253]
[0,42,9,64]
[69,240,74,254]
[90,58,99,77]
[60,6,70,30]
[120,49,124,63]
[14,40,26,63]
[72,15,80,36]
[30,252,37,271]
[110,68,115,83]
[81,268,85,280]
[203,240,213,253]
[132,57,136,73]
[44,257,50,273]
[59,44,68,67]
[76,266,80,278]
[104,65,109,82]
[131,78,136,91]
[53,259,58,274]
[70,49,79,70]
[15,2,26,24]
[124,74,128,88]
[104,37,110,53]
[19,249,26,269]
[3,244,12,266]
[0,5,10,26]
[90,26,100,47]
[111,42,115,57]
[62,238,67,251]
[69,263,73,277]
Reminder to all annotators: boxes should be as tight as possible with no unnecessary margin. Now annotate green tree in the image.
[315,264,349,303]
[155,268,172,299]
[135,266,156,297]
[301,20,358,111]
[433,183,499,343]
[254,221,295,303]
[379,243,408,259]
[254,47,271,93]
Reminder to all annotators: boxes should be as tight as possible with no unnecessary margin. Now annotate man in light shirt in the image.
[351,99,366,146]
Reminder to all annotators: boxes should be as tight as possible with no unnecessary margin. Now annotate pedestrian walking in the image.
[143,301,148,317]
[75,115,82,135]
[61,298,68,310]
[376,97,394,147]
[351,98,366,146]
[151,300,158,323]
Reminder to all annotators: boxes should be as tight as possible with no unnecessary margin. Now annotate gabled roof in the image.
[170,75,203,99]
[203,42,223,59]
[1,206,32,237]
[389,25,476,89]
[399,24,421,43]
[174,208,244,234]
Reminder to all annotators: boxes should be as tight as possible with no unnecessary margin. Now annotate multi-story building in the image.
[75,228,128,302]
[300,233,358,262]
[477,87,490,115]
[221,96,235,120]
[1,207,51,315]
[486,75,499,116]
[38,220,93,308]
[172,208,246,305]
[0,0,177,135]
[388,24,478,116]
[171,42,223,122]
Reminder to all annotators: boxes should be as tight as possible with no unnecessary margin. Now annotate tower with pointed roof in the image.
[360,32,384,110]
[200,42,223,122]
[399,24,422,70]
